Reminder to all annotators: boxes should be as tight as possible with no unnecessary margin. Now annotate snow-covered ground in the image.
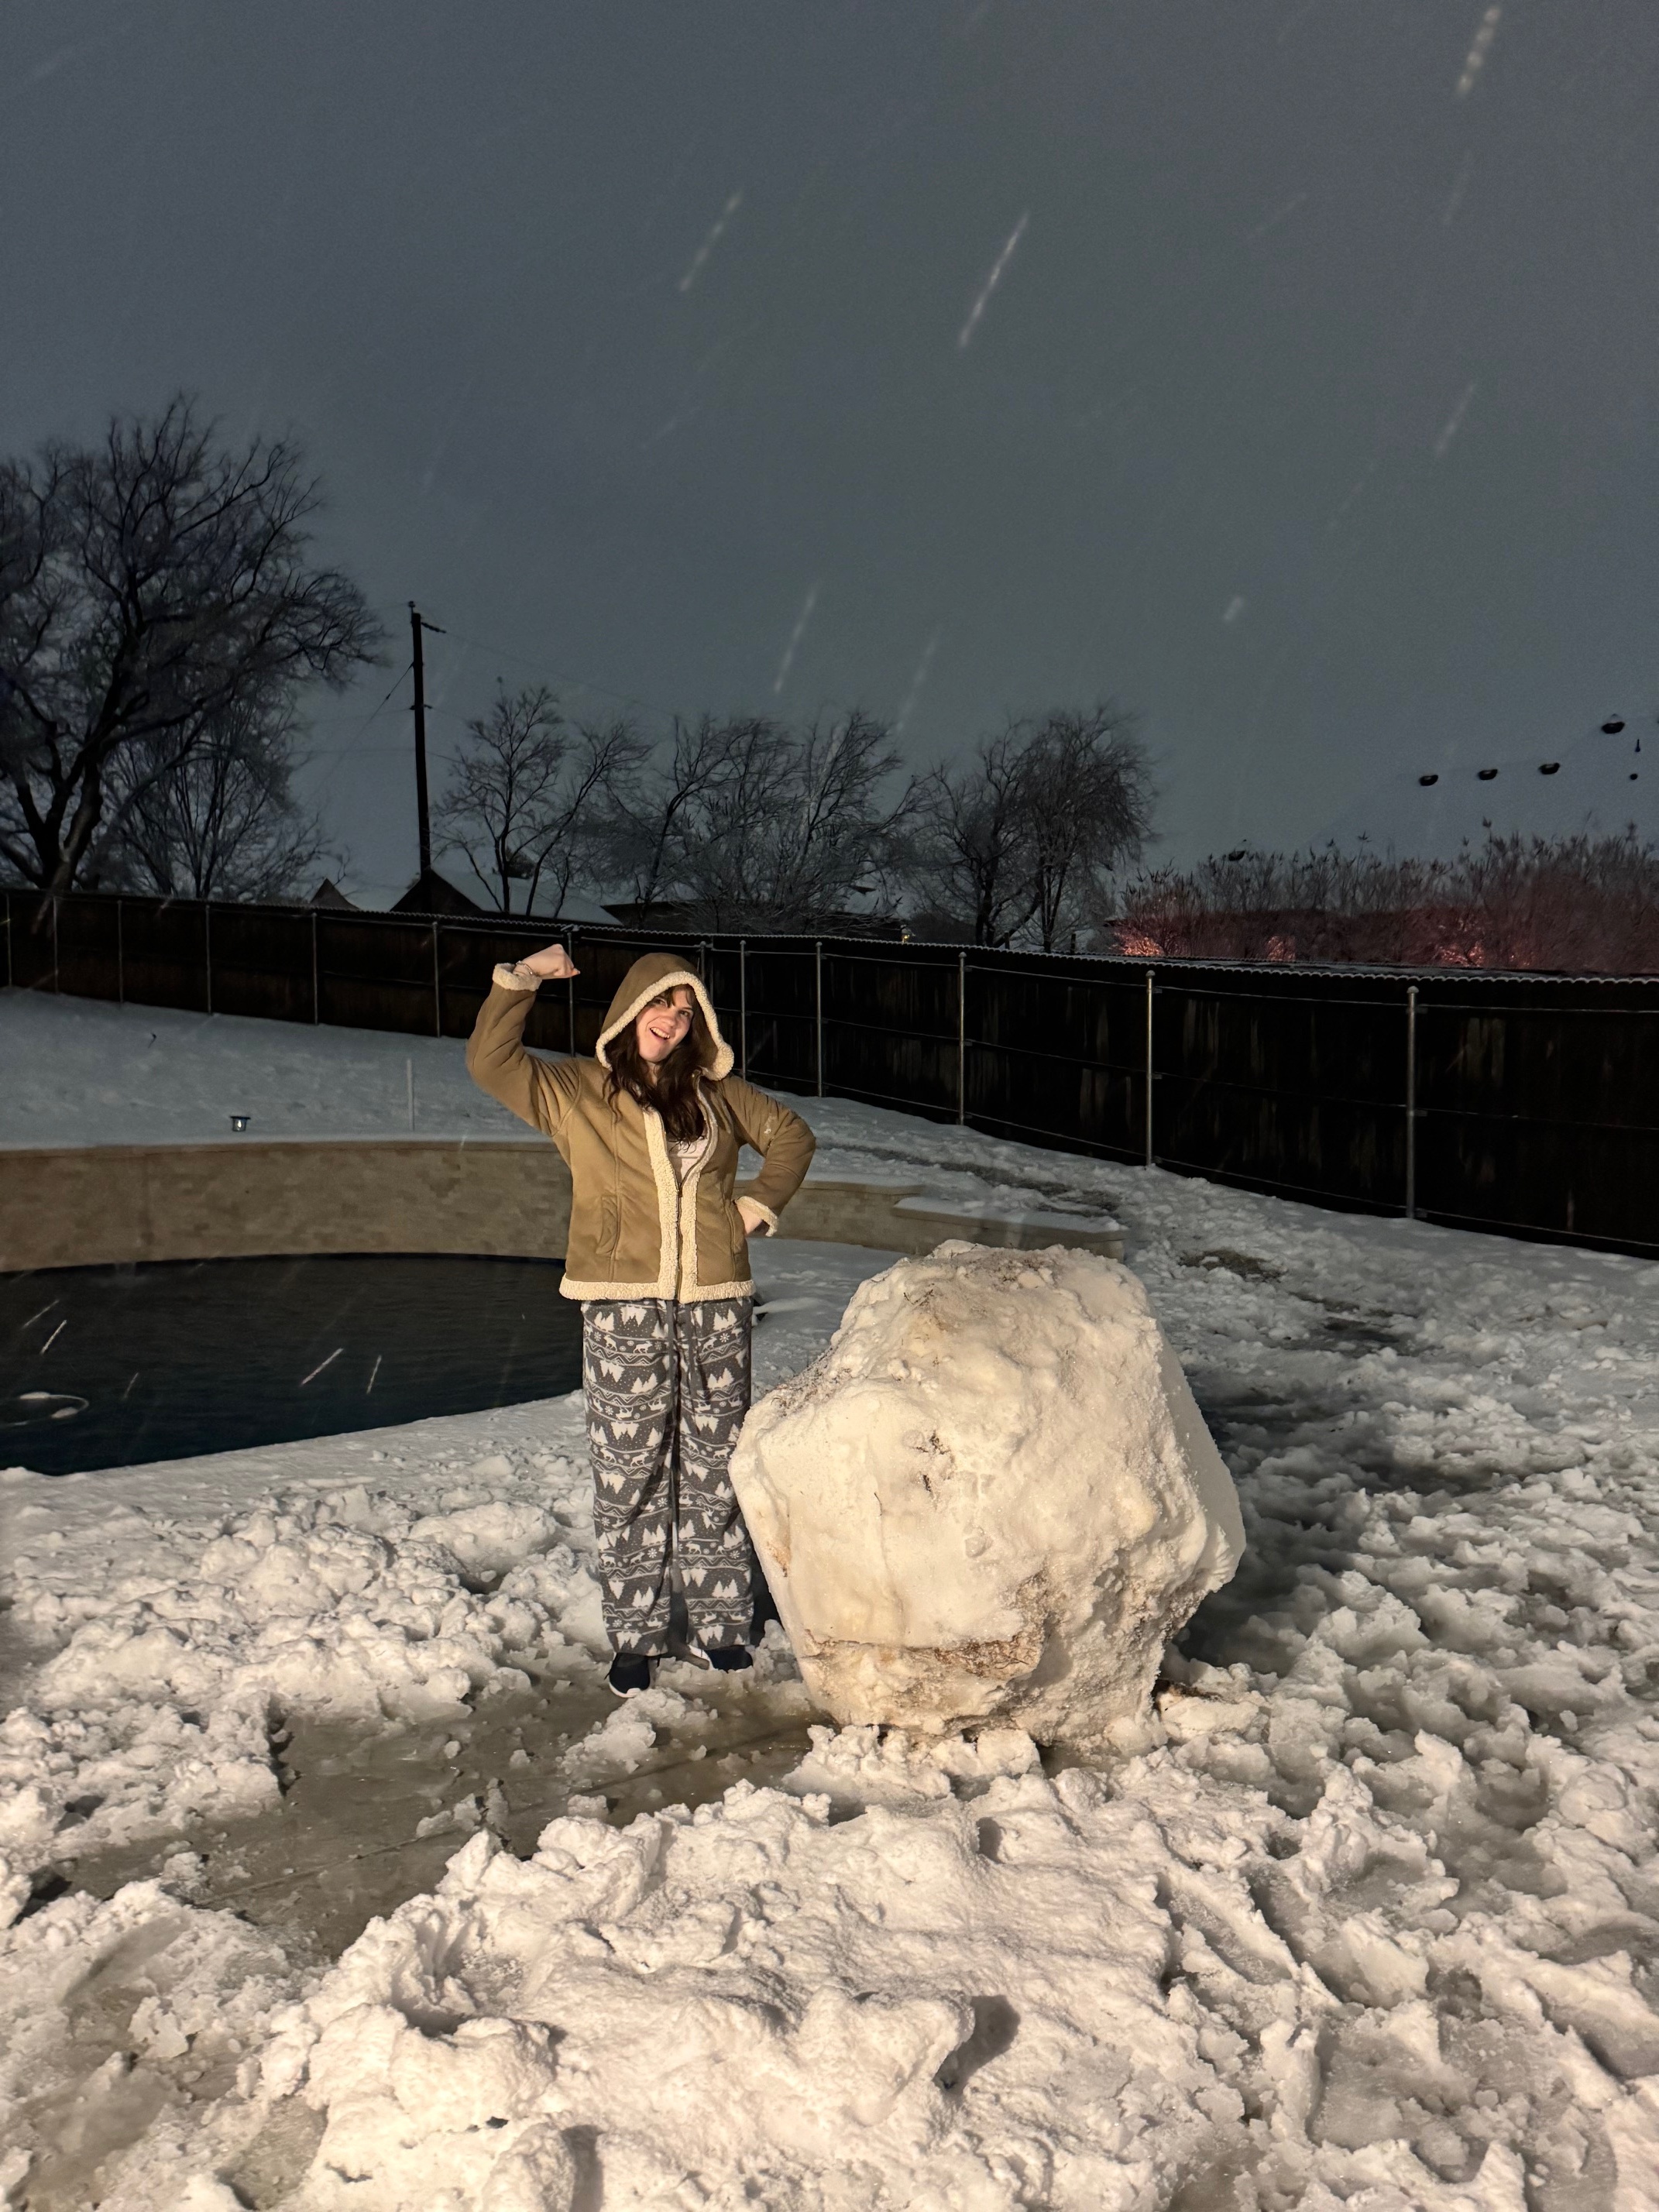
[0,989,527,1149]
[5,990,1659,2206]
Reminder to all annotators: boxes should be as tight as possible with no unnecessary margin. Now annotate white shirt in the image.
[668,1120,713,1183]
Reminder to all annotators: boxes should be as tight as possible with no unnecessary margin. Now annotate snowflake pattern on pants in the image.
[581,1297,757,1656]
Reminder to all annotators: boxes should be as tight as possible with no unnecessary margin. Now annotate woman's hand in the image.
[517,943,579,980]
[736,1195,769,1237]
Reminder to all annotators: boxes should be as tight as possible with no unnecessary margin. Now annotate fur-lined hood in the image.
[593,951,734,1081]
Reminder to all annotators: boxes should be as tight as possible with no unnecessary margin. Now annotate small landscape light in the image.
[229,1115,251,1132]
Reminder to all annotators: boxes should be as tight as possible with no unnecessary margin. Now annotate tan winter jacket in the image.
[465,950,816,1303]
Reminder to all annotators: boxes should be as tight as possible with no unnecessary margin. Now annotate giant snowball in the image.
[733,1243,1243,1749]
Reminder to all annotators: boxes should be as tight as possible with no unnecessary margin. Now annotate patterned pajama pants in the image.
[582,1297,757,1656]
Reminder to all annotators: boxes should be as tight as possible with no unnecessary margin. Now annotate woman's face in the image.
[635,985,695,1066]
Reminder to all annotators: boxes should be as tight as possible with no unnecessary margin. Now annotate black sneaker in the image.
[607,1650,654,1696]
[698,1646,754,1674]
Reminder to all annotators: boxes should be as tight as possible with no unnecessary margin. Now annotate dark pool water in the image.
[0,1255,584,1475]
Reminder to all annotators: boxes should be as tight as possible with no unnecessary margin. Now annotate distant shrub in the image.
[1114,833,1659,973]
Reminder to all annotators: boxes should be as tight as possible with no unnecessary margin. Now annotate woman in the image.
[466,943,815,1695]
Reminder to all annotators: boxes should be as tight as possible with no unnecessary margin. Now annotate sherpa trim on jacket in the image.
[465,950,815,1303]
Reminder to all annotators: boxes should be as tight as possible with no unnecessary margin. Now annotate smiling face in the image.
[634,985,696,1066]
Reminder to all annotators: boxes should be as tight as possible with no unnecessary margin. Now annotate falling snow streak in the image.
[640,327,752,452]
[640,400,705,452]
[772,582,820,695]
[299,1347,344,1388]
[678,191,744,294]
[957,212,1029,350]
[1245,192,1307,242]
[1327,458,1381,531]
[894,630,942,738]
[367,1355,382,1395]
[2,26,136,109]
[1456,4,1502,97]
[1441,149,1475,226]
[1434,380,1479,458]
[40,1319,67,1354]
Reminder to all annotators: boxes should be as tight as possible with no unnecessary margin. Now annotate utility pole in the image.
[409,603,445,882]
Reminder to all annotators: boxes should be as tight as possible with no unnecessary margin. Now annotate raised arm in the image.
[723,1076,817,1234]
[465,942,582,1138]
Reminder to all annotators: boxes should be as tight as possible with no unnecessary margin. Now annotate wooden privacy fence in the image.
[5,888,1658,1259]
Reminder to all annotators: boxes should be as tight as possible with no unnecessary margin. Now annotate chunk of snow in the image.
[733,1244,1243,1747]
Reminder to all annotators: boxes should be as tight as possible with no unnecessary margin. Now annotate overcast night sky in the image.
[4,0,1657,899]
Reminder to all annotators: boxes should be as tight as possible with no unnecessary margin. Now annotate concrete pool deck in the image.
[1,1140,1125,1273]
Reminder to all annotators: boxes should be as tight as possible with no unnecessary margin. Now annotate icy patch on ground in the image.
[782,1088,1127,1238]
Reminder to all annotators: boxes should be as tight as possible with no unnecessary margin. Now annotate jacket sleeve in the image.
[723,1077,816,1234]
[465,967,582,1140]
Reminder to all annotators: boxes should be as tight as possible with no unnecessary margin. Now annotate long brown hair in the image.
[604,990,709,1141]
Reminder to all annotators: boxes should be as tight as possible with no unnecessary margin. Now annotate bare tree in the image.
[610,710,915,929]
[661,716,796,928]
[774,711,919,926]
[436,682,643,915]
[101,688,334,902]
[0,397,380,896]
[907,728,1035,945]
[1018,705,1152,950]
[909,702,1154,947]
[0,446,67,787]
[606,712,764,921]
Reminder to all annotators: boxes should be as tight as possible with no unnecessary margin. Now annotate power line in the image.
[306,661,414,799]
[427,623,684,731]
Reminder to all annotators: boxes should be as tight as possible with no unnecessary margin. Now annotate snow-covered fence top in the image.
[5,886,1659,1259]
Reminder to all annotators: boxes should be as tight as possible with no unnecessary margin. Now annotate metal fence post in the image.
[52,895,60,991]
[431,920,441,1037]
[957,950,967,1125]
[739,938,748,1077]
[1144,966,1156,1167]
[1405,984,1419,1219]
[567,926,579,1053]
[311,908,320,1023]
[204,901,213,1015]
[115,898,125,1007]
[814,939,824,1097]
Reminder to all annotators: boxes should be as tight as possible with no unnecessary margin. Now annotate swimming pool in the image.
[0,1254,585,1475]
